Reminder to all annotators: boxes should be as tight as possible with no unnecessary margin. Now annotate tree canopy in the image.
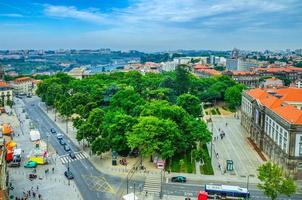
[37,66,241,159]
[257,162,296,200]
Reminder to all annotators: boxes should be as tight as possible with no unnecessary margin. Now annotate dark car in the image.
[8,162,20,168]
[69,152,76,159]
[171,176,186,183]
[64,170,74,180]
[59,139,66,145]
[56,134,63,140]
[64,145,71,152]
[50,128,56,134]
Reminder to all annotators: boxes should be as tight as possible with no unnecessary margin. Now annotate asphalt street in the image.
[22,97,122,200]
[20,96,301,200]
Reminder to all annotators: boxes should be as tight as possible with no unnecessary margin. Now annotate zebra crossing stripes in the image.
[60,152,89,164]
[143,174,162,196]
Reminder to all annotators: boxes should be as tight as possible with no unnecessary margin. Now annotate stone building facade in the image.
[241,88,302,179]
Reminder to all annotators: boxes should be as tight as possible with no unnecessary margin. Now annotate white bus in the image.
[205,184,250,199]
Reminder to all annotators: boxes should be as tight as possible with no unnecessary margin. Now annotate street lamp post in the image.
[160,169,163,199]
[133,183,135,200]
[46,134,49,152]
[126,174,129,194]
[67,159,70,186]
[246,174,252,191]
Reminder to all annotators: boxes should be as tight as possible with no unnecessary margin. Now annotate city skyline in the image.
[0,0,302,51]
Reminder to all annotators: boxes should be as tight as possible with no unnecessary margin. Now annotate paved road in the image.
[21,96,301,200]
[22,97,122,200]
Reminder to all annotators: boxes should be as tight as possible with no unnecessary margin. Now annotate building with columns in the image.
[241,88,302,179]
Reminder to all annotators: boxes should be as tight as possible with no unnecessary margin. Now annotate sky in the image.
[0,0,301,51]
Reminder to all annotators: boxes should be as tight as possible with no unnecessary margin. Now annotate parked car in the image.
[69,152,76,159]
[64,145,71,152]
[56,134,63,140]
[171,176,186,183]
[50,128,56,134]
[59,139,66,145]
[24,161,37,168]
[64,170,74,179]
[8,161,20,168]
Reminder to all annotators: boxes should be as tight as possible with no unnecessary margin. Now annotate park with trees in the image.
[36,65,243,174]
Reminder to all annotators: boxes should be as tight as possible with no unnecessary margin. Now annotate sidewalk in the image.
[3,98,82,200]
[37,98,262,185]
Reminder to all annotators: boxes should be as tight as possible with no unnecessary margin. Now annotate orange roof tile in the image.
[14,77,32,82]
[0,81,8,87]
[197,69,221,76]
[194,65,209,70]
[266,77,281,81]
[246,88,302,124]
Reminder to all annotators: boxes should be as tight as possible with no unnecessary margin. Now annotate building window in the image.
[299,143,302,156]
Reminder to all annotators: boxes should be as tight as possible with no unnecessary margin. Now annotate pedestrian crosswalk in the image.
[143,174,162,197]
[59,151,89,164]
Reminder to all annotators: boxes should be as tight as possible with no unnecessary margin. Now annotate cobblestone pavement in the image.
[2,98,83,200]
[208,114,264,178]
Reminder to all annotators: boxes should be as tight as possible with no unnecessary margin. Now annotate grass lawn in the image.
[166,152,196,173]
[199,145,214,175]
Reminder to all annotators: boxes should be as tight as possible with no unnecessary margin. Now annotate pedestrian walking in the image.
[216,153,219,158]
[36,185,39,191]
[33,192,36,198]
[28,190,31,197]
[52,167,54,173]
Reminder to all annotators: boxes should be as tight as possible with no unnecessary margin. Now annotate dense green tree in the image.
[110,87,145,116]
[295,61,302,67]
[177,93,201,117]
[175,65,191,95]
[224,84,246,110]
[257,162,296,200]
[127,116,181,159]
[146,88,171,101]
[101,111,137,154]
[91,136,110,156]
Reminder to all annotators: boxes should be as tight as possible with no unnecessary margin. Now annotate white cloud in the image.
[44,5,107,24]
[0,13,23,17]
[119,0,288,23]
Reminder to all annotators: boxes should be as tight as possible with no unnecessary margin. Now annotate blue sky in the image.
[0,0,301,51]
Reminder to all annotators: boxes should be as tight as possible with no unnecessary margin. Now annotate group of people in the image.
[16,186,42,200]
[213,126,227,141]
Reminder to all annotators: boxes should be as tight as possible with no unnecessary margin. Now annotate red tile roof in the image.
[197,69,221,76]
[194,65,209,70]
[246,88,302,124]
[254,67,302,73]
[0,81,8,87]
[14,77,32,82]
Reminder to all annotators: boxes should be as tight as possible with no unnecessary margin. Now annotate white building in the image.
[13,77,33,95]
[160,61,178,71]
[0,81,13,104]
[226,58,258,71]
